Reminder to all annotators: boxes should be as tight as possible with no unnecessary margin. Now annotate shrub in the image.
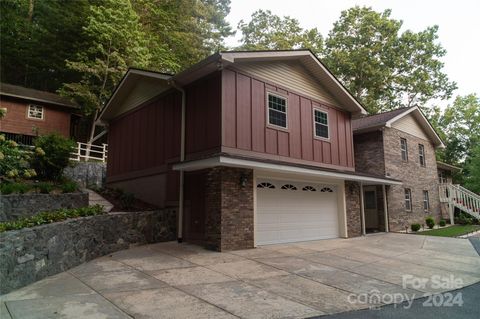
[455,211,477,225]
[411,224,421,232]
[425,217,435,229]
[31,133,75,181]
[60,180,78,193]
[439,219,446,227]
[0,182,32,194]
[0,135,35,180]
[0,205,105,232]
[35,182,55,194]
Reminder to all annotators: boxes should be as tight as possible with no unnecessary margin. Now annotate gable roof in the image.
[352,106,445,148]
[174,50,367,115]
[101,50,369,121]
[0,83,78,109]
[99,68,172,121]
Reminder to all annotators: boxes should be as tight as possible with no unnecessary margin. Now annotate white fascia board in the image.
[385,107,417,127]
[173,156,402,185]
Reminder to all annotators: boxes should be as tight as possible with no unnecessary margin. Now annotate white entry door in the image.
[256,179,339,245]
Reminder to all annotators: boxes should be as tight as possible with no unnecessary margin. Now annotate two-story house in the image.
[99,50,403,251]
[0,83,79,145]
[352,106,447,231]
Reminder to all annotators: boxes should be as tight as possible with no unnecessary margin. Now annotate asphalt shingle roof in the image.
[0,83,78,109]
[352,107,414,131]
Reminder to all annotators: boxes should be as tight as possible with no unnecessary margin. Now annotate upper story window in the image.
[418,144,426,167]
[404,188,412,211]
[438,171,447,184]
[423,190,430,211]
[28,104,44,120]
[400,138,408,161]
[267,93,287,129]
[313,109,329,139]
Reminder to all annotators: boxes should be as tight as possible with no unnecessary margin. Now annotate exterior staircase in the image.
[439,184,480,221]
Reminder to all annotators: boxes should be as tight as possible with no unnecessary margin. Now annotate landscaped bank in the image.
[0,209,176,294]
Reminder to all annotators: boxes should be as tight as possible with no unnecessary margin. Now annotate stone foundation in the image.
[0,192,89,222]
[0,210,176,294]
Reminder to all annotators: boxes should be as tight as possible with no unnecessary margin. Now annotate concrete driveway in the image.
[2,233,480,319]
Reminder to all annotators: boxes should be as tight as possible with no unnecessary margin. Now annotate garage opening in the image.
[256,179,340,245]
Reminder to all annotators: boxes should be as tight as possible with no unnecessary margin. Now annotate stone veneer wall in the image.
[64,162,106,188]
[0,192,89,222]
[383,128,441,231]
[204,166,254,251]
[345,181,362,237]
[0,210,176,294]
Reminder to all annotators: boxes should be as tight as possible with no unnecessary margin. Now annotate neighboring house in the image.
[352,106,449,231]
[99,50,401,251]
[0,83,78,145]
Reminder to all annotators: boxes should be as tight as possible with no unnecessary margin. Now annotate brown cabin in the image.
[0,83,78,145]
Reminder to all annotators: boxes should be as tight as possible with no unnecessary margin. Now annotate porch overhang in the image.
[173,156,402,185]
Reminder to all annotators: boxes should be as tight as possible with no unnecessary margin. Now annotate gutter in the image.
[171,81,186,243]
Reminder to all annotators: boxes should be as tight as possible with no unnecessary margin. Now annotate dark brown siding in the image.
[107,91,182,206]
[185,72,222,160]
[0,97,71,137]
[221,68,355,170]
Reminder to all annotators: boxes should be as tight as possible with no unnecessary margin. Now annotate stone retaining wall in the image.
[0,210,176,294]
[64,162,106,188]
[0,192,89,222]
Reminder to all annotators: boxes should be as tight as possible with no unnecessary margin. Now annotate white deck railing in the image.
[439,183,480,219]
[70,142,108,163]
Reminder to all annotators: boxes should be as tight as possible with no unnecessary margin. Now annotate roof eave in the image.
[0,92,78,109]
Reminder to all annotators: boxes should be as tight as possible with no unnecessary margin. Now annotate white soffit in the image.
[173,156,402,185]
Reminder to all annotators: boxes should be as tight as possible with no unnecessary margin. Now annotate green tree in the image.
[59,0,150,142]
[323,6,456,113]
[0,0,91,91]
[464,145,480,194]
[132,0,233,73]
[237,10,323,54]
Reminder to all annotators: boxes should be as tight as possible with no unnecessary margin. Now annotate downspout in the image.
[171,81,186,243]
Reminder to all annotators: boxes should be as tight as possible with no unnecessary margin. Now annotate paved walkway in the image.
[2,233,480,319]
[85,189,113,212]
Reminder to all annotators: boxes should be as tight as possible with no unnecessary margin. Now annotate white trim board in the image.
[173,156,402,185]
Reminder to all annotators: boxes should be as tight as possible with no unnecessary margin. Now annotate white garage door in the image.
[256,179,339,245]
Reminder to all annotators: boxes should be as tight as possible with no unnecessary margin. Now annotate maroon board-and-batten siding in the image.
[221,68,355,170]
[106,90,182,204]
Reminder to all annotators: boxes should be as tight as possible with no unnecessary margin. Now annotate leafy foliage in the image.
[0,135,36,180]
[30,134,75,181]
[425,94,480,188]
[237,9,323,54]
[0,0,91,91]
[411,223,421,232]
[237,6,456,114]
[323,6,456,113]
[0,205,105,233]
[425,216,435,229]
[0,180,79,194]
[439,220,446,227]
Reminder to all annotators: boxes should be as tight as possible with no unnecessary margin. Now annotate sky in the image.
[224,0,480,108]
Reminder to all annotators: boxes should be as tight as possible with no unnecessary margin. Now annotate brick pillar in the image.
[204,166,254,251]
[345,181,362,237]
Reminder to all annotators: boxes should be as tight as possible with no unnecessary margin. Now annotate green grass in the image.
[416,225,480,237]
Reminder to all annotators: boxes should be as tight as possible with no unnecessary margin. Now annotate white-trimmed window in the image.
[267,93,287,128]
[313,109,329,139]
[404,188,412,211]
[423,190,430,211]
[28,105,44,119]
[418,144,426,167]
[400,138,408,161]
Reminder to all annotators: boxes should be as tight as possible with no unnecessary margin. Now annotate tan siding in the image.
[392,115,430,140]
[115,79,165,116]
[234,61,340,107]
